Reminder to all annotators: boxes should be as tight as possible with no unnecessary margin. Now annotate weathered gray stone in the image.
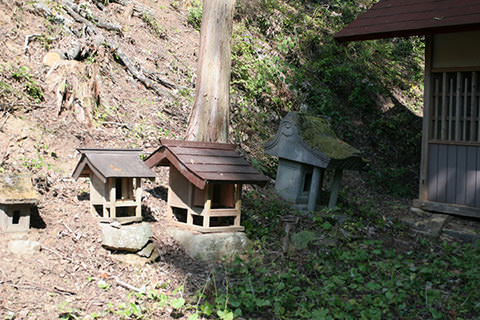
[113,253,148,266]
[442,228,480,243]
[167,227,250,262]
[147,248,160,263]
[409,207,432,218]
[101,222,152,251]
[137,242,155,258]
[407,214,448,237]
[8,240,41,255]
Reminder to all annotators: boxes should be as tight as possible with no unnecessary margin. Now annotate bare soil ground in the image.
[0,174,214,319]
[0,1,479,319]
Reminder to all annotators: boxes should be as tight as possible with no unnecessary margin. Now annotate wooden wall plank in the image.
[446,144,457,203]
[434,78,440,140]
[437,144,449,202]
[471,72,477,141]
[448,77,454,140]
[455,145,467,204]
[476,147,480,208]
[463,77,468,141]
[476,72,480,142]
[427,144,439,202]
[465,146,477,207]
[441,72,447,140]
[455,72,461,141]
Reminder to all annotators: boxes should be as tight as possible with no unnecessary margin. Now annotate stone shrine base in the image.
[166,227,251,262]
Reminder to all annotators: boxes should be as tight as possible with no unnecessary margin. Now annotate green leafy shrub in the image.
[11,66,44,102]
[187,0,202,30]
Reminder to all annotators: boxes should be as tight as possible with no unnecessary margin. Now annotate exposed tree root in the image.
[27,0,174,103]
[108,42,172,97]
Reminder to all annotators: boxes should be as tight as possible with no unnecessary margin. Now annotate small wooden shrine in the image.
[0,175,39,232]
[144,140,268,233]
[72,149,155,223]
[335,0,480,218]
[264,112,364,211]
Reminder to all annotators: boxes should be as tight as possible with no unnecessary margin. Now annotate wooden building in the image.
[0,175,39,233]
[335,0,480,218]
[264,112,364,211]
[72,149,155,223]
[145,140,268,233]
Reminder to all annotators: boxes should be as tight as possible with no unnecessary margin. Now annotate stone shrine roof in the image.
[264,112,363,169]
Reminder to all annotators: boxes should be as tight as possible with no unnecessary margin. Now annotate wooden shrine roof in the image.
[72,149,156,183]
[0,175,39,204]
[144,140,268,190]
[334,0,480,42]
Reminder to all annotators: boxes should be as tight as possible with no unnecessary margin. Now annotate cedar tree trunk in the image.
[185,0,236,143]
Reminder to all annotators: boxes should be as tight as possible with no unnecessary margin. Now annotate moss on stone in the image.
[0,175,39,202]
[296,113,360,160]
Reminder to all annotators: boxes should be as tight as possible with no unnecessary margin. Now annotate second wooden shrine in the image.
[145,140,268,233]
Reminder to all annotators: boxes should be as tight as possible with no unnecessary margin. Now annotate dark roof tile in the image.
[335,0,480,42]
[72,149,156,182]
[144,140,268,189]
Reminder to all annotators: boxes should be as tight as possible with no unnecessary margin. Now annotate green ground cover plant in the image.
[203,192,480,319]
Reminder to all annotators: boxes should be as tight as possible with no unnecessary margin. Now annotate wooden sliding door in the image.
[427,71,480,207]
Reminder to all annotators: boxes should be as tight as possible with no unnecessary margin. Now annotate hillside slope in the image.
[0,1,206,319]
[0,0,199,178]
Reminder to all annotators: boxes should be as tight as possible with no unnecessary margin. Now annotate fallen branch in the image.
[143,70,176,90]
[43,246,74,263]
[0,113,10,132]
[110,0,154,17]
[30,0,173,97]
[61,0,122,33]
[110,42,171,97]
[2,280,46,291]
[54,286,77,295]
[24,34,42,54]
[59,1,97,34]
[28,0,73,26]
[0,140,9,168]
[114,276,146,294]
[102,121,131,130]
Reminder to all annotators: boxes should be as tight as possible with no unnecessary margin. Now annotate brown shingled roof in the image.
[144,140,268,190]
[334,0,480,42]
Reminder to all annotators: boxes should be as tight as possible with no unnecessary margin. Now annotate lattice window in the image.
[430,71,480,143]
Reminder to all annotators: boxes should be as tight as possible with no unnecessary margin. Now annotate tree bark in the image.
[185,0,235,143]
